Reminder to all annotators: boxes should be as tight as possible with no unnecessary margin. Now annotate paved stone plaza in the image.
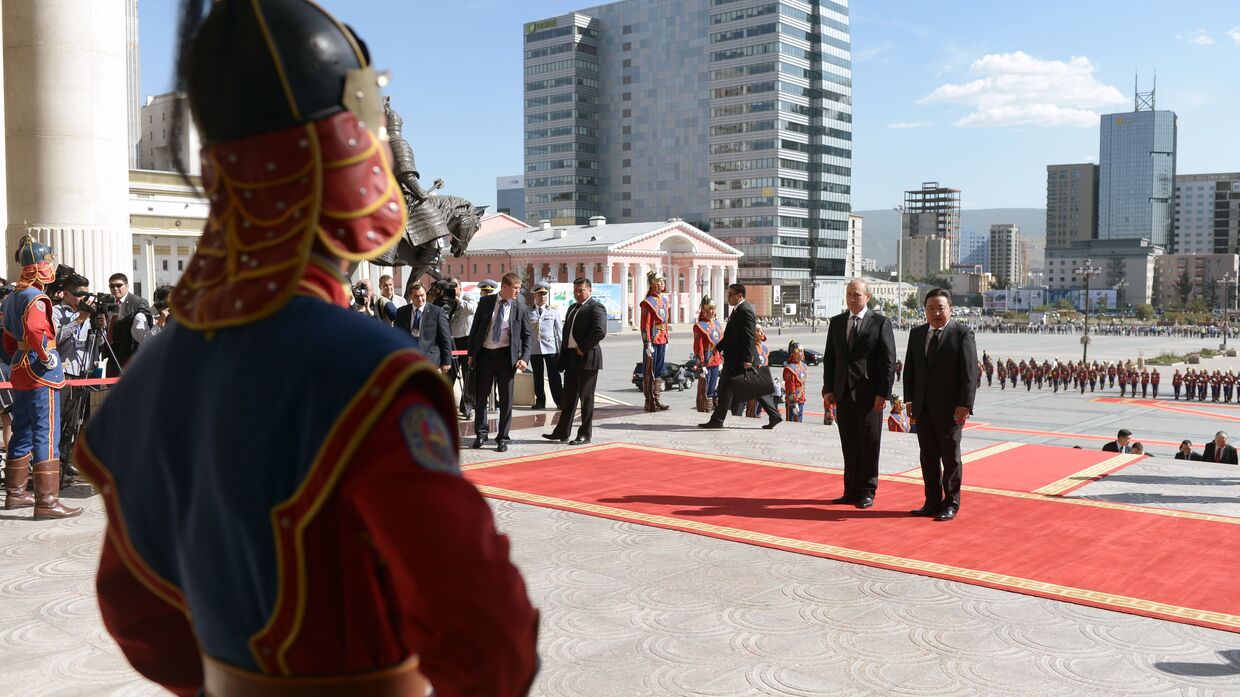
[2,329,1240,695]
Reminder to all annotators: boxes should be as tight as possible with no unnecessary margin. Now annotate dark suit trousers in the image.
[835,393,882,498]
[916,414,964,510]
[531,354,562,407]
[551,352,598,439]
[710,363,777,424]
[474,348,515,440]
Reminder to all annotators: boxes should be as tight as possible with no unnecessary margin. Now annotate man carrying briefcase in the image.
[698,283,781,430]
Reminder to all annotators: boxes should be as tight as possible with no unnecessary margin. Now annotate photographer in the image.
[434,276,479,418]
[352,278,397,324]
[53,273,99,487]
[138,286,175,343]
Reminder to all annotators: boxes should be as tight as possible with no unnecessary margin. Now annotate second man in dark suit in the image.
[699,283,781,429]
[467,273,531,453]
[543,278,607,445]
[1202,431,1239,464]
[822,279,896,509]
[395,282,453,374]
[903,288,979,522]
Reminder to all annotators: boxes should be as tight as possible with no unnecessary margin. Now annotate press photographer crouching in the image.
[433,276,479,419]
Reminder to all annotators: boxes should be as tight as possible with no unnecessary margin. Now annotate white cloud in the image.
[1228,26,1240,46]
[920,51,1128,128]
[1188,31,1216,46]
[887,121,934,129]
[853,41,894,63]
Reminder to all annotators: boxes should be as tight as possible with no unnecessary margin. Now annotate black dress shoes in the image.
[856,497,874,509]
[763,415,783,430]
[569,436,591,445]
[541,433,569,443]
[830,496,856,505]
[471,437,486,449]
[698,422,725,429]
[496,440,509,453]
[935,508,957,521]
[910,507,939,517]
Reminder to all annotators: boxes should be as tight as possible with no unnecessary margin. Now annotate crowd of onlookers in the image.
[973,322,1236,339]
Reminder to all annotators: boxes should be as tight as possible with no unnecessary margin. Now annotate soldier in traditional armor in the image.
[640,270,671,412]
[692,296,723,413]
[1150,367,1160,399]
[1,236,80,520]
[782,342,808,422]
[75,2,538,694]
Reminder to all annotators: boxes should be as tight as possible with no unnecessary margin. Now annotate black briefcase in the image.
[729,366,775,403]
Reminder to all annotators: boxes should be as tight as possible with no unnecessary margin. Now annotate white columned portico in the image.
[4,0,132,286]
[602,261,613,284]
[619,262,631,326]
[687,264,699,320]
[712,264,724,306]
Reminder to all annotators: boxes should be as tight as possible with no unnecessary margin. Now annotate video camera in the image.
[352,282,370,306]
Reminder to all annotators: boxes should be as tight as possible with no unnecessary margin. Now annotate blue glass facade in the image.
[1098,110,1177,249]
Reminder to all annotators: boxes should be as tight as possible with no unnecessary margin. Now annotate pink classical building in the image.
[443,214,742,327]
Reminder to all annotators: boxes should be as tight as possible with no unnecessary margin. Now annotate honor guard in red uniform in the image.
[1211,370,1223,402]
[983,356,993,386]
[1107,363,1116,388]
[894,358,904,381]
[640,270,671,412]
[693,297,723,412]
[1172,369,1183,400]
[1140,369,1150,398]
[1,237,79,520]
[74,3,539,695]
[1225,370,1235,403]
[1198,369,1209,400]
[996,361,1007,389]
[1118,367,1129,397]
[1150,368,1160,399]
[1087,364,1098,392]
[782,342,808,422]
[1185,369,1197,401]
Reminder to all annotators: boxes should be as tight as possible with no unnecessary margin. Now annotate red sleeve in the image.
[693,328,706,360]
[343,389,539,697]
[96,532,203,697]
[639,302,653,342]
[23,299,51,362]
[2,330,15,357]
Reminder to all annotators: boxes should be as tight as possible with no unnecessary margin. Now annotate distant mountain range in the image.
[853,208,1047,272]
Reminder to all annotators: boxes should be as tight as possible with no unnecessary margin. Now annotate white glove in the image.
[644,344,654,357]
[41,353,59,370]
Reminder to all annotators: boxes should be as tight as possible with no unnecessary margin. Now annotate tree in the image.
[903,292,919,310]
[1055,298,1075,312]
[1135,304,1155,321]
[866,297,879,310]
[1175,268,1194,307]
[1190,295,1209,313]
[1202,277,1220,309]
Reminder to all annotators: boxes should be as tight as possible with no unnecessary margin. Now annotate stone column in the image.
[4,0,132,287]
[687,265,699,320]
[582,262,594,284]
[618,263,631,326]
[602,261,613,284]
[712,265,724,305]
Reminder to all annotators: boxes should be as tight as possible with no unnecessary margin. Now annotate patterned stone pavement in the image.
[2,394,1240,695]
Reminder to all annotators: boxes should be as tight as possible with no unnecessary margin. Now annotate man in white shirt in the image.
[379,274,407,311]
[53,274,100,487]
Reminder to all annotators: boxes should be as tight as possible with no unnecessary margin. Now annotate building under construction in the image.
[901,182,961,277]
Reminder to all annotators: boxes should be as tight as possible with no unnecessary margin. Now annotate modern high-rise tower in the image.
[1097,84,1176,249]
[521,0,853,305]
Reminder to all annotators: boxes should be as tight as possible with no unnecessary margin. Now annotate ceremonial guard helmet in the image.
[646,270,664,286]
[13,235,55,286]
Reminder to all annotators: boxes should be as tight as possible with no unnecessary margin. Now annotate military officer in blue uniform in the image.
[527,281,563,409]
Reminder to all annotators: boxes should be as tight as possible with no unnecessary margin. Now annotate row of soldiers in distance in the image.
[958,354,1238,402]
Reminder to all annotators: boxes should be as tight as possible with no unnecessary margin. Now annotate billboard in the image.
[984,288,1047,311]
[549,282,624,323]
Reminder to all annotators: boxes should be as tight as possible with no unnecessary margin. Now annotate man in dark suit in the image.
[1101,429,1133,453]
[698,283,781,429]
[542,278,607,445]
[105,272,152,376]
[395,281,453,373]
[467,273,531,452]
[1175,440,1202,460]
[822,279,896,509]
[903,288,979,522]
[1202,431,1239,464]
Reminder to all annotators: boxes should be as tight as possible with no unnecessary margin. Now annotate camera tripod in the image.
[59,316,122,482]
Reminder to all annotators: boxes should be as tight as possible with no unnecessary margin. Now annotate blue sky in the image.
[140,0,1240,213]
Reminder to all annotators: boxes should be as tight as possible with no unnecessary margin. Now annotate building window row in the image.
[711,215,776,229]
[711,22,776,44]
[710,157,778,173]
[709,119,776,137]
[710,176,777,192]
[525,191,599,204]
[710,139,775,155]
[710,81,776,99]
[779,119,852,141]
[526,174,598,188]
[711,196,775,210]
[524,92,598,108]
[525,158,598,172]
[710,61,777,81]
[525,75,598,92]
[711,41,778,62]
[711,4,777,25]
[711,100,776,117]
[524,108,597,124]
[524,125,598,140]
[523,58,598,76]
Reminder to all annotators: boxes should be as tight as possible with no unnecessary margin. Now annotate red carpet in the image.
[1093,397,1240,423]
[466,443,1240,634]
[898,442,1146,495]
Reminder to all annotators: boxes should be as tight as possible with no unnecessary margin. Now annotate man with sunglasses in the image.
[104,273,150,376]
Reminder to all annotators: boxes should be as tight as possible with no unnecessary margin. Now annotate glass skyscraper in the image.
[522,0,852,301]
[1097,109,1177,249]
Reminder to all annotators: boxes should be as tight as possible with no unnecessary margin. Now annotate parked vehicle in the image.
[631,360,697,391]
[767,347,821,367]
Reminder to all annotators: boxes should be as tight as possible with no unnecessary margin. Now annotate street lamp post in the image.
[1220,272,1238,350]
[1075,258,1102,364]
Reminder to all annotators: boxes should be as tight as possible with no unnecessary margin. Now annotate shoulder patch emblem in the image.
[400,405,460,475]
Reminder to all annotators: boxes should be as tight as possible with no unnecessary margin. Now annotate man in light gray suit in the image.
[527,282,563,409]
